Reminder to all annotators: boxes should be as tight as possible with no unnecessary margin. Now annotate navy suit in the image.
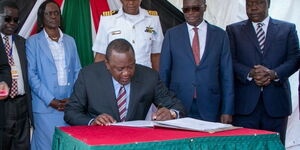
[226,18,299,143]
[160,22,234,122]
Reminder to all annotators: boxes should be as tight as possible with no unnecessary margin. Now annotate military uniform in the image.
[92,7,164,68]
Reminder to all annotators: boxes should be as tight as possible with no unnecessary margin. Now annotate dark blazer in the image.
[64,62,186,125]
[0,34,33,125]
[226,18,299,117]
[159,22,234,122]
[0,34,11,145]
[0,40,11,85]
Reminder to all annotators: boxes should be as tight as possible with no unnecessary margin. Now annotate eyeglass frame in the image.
[182,4,206,13]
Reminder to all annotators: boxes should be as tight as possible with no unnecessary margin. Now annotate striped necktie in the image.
[3,36,18,98]
[192,27,200,65]
[256,23,265,53]
[117,86,127,122]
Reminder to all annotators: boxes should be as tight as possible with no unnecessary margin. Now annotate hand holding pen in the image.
[152,104,174,121]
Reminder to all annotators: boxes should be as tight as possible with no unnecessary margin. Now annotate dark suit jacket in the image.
[64,62,186,125]
[0,34,11,145]
[0,34,33,125]
[159,22,234,122]
[226,18,299,117]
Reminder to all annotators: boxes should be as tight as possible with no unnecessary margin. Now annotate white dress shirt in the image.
[44,29,67,86]
[186,20,207,61]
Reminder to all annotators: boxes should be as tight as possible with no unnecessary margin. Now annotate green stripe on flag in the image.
[62,0,94,67]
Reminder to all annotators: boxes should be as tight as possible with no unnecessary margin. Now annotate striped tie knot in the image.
[257,22,264,28]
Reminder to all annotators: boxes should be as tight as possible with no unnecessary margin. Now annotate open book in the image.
[112,117,240,133]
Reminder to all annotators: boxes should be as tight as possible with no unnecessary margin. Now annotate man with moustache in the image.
[226,0,299,144]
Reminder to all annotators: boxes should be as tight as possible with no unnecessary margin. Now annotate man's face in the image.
[246,0,269,22]
[183,0,206,26]
[105,50,136,85]
[121,0,141,15]
[1,7,19,35]
[43,2,61,29]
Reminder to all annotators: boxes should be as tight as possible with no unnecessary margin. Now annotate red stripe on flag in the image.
[90,0,110,33]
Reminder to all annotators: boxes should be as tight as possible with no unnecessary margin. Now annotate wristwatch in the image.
[170,109,177,119]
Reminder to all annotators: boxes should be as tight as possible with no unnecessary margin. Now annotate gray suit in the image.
[64,62,185,125]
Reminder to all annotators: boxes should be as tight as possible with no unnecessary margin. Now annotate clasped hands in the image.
[91,107,174,126]
[49,98,69,111]
[249,65,277,86]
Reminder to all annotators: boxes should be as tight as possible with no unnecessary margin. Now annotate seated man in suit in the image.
[64,39,185,126]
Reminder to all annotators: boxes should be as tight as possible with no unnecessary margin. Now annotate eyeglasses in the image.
[44,11,60,16]
[4,16,19,23]
[182,5,205,13]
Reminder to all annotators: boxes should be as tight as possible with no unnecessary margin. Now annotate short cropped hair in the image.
[105,39,135,61]
[0,1,18,13]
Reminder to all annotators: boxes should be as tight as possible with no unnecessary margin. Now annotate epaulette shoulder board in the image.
[147,10,158,16]
[102,10,118,16]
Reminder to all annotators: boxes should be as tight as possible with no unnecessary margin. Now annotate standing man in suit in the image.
[226,0,299,144]
[0,1,32,149]
[159,0,234,123]
[64,39,185,126]
[0,9,11,149]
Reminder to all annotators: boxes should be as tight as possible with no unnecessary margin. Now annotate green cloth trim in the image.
[53,128,284,150]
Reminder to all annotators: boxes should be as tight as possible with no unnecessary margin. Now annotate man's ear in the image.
[104,59,110,70]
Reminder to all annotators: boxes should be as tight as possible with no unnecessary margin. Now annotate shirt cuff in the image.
[247,73,253,81]
[170,109,180,119]
[88,118,95,125]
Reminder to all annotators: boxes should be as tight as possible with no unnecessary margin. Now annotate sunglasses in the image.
[4,16,19,23]
[182,5,205,13]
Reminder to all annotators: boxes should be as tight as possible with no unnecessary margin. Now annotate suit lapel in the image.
[14,35,28,84]
[243,20,262,54]
[181,24,196,65]
[263,18,277,56]
[199,22,212,65]
[100,67,121,121]
[38,31,55,65]
[62,35,70,68]
[126,73,141,121]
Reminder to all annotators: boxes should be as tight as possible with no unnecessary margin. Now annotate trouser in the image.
[2,95,30,150]
[233,94,288,145]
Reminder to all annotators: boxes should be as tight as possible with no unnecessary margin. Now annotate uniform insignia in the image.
[145,26,156,34]
[111,30,121,35]
[147,10,158,16]
[102,10,118,16]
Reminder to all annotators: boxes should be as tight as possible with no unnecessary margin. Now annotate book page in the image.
[112,120,154,128]
[154,117,236,133]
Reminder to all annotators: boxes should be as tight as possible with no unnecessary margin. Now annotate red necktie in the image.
[192,27,200,65]
[192,27,200,98]
[3,36,18,98]
[117,86,127,122]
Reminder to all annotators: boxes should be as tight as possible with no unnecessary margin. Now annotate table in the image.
[53,125,284,150]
